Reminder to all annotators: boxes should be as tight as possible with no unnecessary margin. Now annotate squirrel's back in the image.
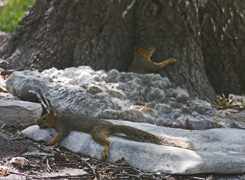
[55,113,114,133]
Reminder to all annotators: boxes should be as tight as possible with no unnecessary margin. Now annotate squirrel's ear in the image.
[50,108,56,117]
[138,48,146,58]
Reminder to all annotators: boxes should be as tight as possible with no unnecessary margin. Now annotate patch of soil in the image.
[0,126,244,180]
[0,137,31,159]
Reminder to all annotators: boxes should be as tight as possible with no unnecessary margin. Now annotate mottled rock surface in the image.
[0,98,42,128]
[6,66,243,129]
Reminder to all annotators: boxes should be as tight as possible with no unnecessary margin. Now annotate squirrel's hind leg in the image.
[91,130,111,160]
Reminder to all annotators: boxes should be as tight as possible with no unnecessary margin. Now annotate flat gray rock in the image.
[0,99,42,128]
[22,120,245,174]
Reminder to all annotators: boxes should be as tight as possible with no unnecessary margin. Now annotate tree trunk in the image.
[134,0,214,100]
[199,0,245,95]
[0,0,135,71]
[1,0,243,100]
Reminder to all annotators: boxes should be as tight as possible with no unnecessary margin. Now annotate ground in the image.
[0,126,244,180]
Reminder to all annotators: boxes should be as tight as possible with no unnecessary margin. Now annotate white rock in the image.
[22,120,245,174]
[0,75,6,91]
[6,66,242,129]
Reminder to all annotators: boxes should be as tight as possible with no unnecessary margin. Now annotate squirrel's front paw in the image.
[169,58,176,63]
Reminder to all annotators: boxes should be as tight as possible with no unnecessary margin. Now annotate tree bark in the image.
[0,0,135,71]
[1,0,243,100]
[199,0,245,95]
[134,0,214,100]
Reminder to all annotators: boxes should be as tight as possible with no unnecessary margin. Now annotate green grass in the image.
[0,0,35,32]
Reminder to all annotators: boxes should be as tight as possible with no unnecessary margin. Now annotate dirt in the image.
[0,126,244,180]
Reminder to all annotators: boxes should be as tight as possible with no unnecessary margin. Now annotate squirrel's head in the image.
[37,108,56,128]
[146,47,156,58]
[136,46,156,59]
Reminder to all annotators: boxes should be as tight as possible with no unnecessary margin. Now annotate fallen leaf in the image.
[10,157,30,169]
[0,166,9,176]
[115,157,127,166]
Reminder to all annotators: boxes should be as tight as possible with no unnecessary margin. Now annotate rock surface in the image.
[0,99,42,128]
[0,75,6,92]
[6,66,243,129]
[0,32,8,43]
[22,120,245,174]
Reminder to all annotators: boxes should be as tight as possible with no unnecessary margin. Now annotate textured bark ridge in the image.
[0,0,134,71]
[0,0,244,100]
[199,0,245,95]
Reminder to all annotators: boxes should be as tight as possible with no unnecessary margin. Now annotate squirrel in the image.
[37,109,191,160]
[128,46,176,73]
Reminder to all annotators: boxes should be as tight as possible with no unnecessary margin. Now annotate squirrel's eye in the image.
[148,48,153,52]
[42,117,47,121]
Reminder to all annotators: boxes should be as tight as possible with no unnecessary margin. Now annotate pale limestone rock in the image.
[6,66,243,129]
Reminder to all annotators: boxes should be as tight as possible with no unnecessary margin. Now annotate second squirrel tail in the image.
[111,125,191,149]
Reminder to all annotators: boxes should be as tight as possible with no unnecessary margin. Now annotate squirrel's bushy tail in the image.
[111,125,191,149]
[111,125,162,144]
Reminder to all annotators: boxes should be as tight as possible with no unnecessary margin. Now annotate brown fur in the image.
[128,46,176,73]
[38,109,191,160]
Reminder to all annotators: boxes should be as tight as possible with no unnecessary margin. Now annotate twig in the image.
[60,150,99,180]
[32,142,56,154]
[7,171,94,180]
[34,174,95,179]
[83,160,98,180]
[46,158,52,172]
[7,170,36,179]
